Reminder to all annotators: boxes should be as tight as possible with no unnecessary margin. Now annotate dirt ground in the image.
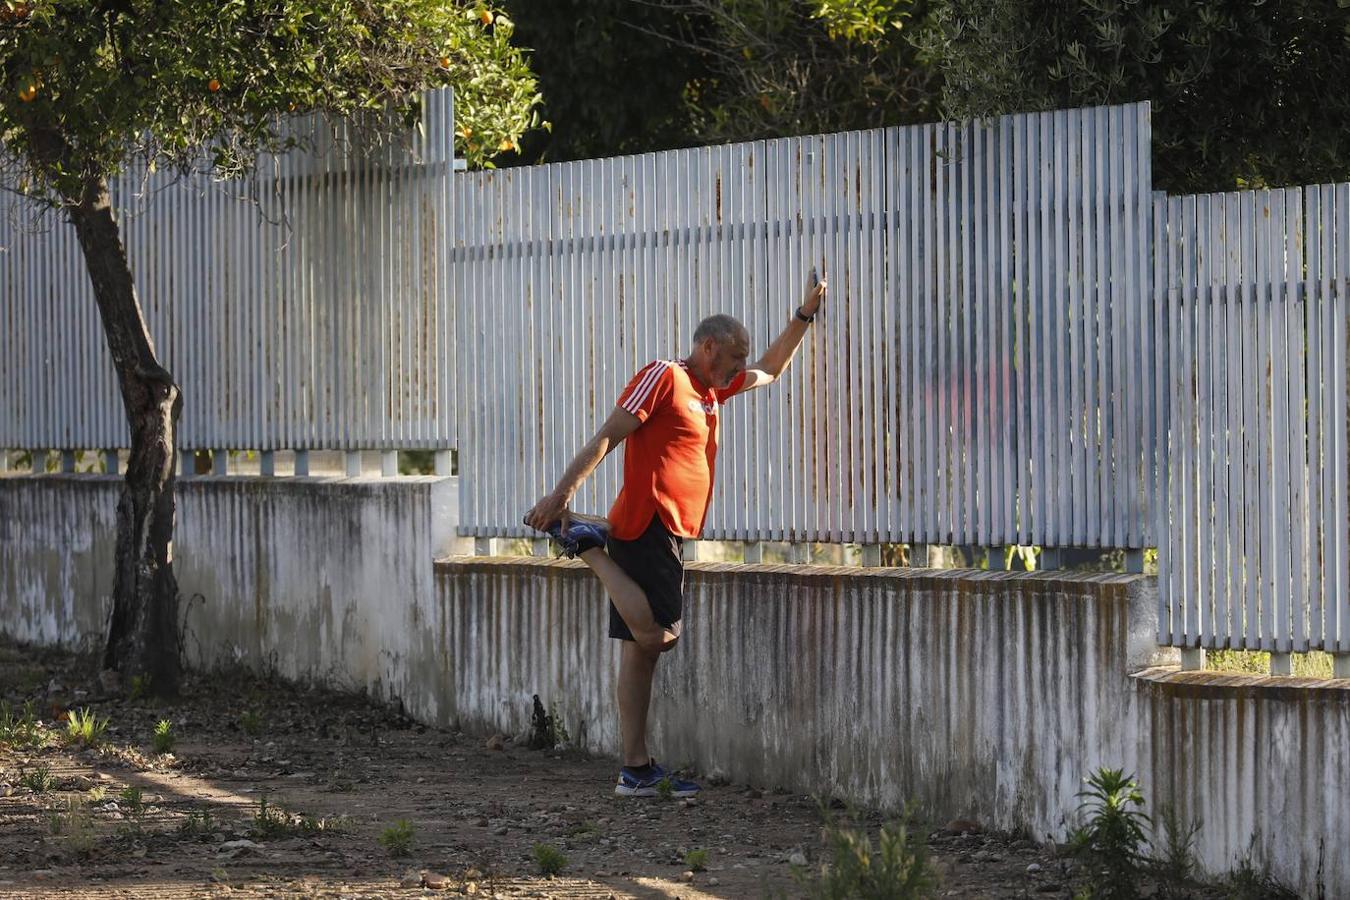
[0,640,1193,899]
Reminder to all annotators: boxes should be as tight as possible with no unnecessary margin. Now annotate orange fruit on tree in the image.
[478,8,492,25]
[438,56,451,69]
[207,78,220,93]
[18,84,37,102]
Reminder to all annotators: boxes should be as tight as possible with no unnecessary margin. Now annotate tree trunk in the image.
[67,175,183,696]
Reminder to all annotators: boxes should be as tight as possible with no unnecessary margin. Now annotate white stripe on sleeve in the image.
[622,360,670,414]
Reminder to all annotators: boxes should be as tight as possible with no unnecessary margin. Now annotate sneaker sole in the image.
[614,784,699,799]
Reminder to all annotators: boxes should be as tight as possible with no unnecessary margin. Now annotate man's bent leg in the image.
[579,547,678,654]
[618,639,660,767]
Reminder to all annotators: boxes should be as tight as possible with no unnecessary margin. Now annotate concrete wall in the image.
[2,475,1346,897]
[0,473,464,720]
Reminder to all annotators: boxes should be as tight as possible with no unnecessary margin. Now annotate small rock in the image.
[485,733,507,752]
[745,787,762,800]
[706,769,729,786]
[1026,863,1042,875]
[708,877,720,887]
[1036,883,1062,893]
[788,851,808,867]
[399,870,422,888]
[679,870,695,883]
[220,839,263,851]
[473,817,489,827]
[944,818,983,835]
[491,825,509,836]
[421,871,449,889]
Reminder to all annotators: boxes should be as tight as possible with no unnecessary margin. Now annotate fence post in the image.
[260,451,275,477]
[345,451,362,477]
[987,546,1007,571]
[861,544,882,567]
[1269,653,1292,676]
[102,450,119,475]
[789,543,810,565]
[0,451,8,473]
[1180,648,1205,671]
[434,450,453,476]
[293,450,310,476]
[381,451,398,478]
[474,537,492,556]
[32,450,47,473]
[681,540,700,563]
[909,543,929,567]
[1335,655,1350,678]
[743,541,763,564]
[532,537,550,557]
[1125,548,1145,574]
[1040,548,1062,571]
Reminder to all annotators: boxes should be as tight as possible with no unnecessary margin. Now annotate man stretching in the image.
[524,270,827,797]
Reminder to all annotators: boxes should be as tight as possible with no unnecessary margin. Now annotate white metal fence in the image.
[0,89,457,452]
[3,90,1348,656]
[1156,185,1350,653]
[454,103,1158,548]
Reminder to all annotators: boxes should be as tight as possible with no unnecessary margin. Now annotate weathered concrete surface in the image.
[440,557,1348,898]
[3,476,1346,896]
[0,474,464,722]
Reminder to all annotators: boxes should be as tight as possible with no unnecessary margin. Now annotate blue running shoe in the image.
[614,761,700,798]
[545,517,609,559]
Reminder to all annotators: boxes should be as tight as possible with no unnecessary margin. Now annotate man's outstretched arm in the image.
[523,407,642,530]
[740,271,828,393]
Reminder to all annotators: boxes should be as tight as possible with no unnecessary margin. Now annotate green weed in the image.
[178,808,217,836]
[239,709,264,736]
[48,797,96,855]
[118,785,145,816]
[533,842,568,876]
[1069,768,1151,900]
[0,700,45,748]
[795,805,938,899]
[1152,804,1202,898]
[379,819,415,857]
[684,848,709,872]
[151,719,175,754]
[63,707,109,747]
[20,764,55,793]
[251,794,346,838]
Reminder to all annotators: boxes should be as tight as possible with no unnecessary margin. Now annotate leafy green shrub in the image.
[1069,768,1151,900]
[379,819,416,857]
[685,848,709,872]
[533,842,568,876]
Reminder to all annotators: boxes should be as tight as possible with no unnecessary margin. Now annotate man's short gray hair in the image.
[692,314,747,348]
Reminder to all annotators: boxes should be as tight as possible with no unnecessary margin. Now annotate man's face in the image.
[705,333,749,389]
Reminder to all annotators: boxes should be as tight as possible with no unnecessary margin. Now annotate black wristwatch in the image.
[795,306,816,324]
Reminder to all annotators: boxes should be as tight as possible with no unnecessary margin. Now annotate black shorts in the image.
[606,514,684,641]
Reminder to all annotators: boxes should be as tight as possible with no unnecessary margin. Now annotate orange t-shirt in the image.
[608,360,747,541]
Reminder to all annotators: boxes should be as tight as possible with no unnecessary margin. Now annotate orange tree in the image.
[0,0,538,694]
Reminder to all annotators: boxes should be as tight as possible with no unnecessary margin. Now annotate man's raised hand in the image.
[802,266,827,318]
[523,492,569,532]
